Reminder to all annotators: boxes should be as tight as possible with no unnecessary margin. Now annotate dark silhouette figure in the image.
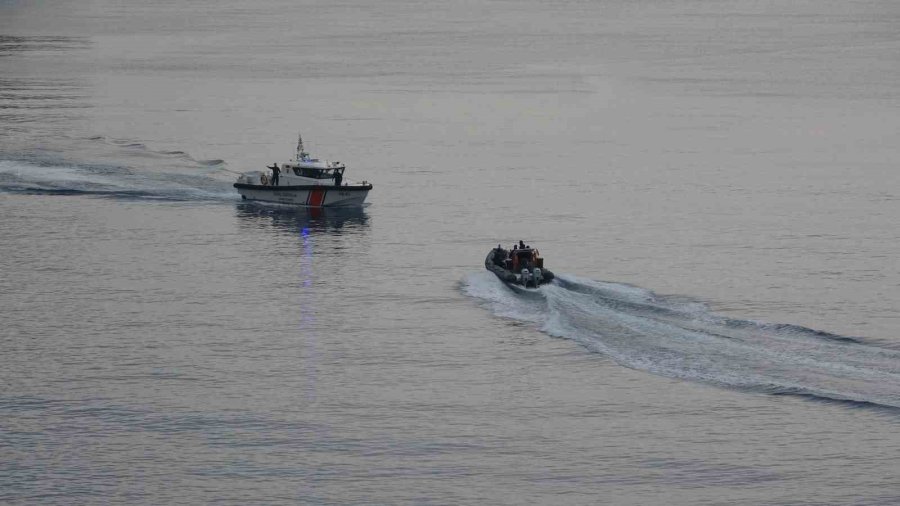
[268,163,280,186]
[334,170,343,187]
[494,244,507,267]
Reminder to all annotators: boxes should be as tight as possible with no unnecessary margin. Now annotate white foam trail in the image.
[462,271,900,409]
[461,271,546,323]
[0,159,119,187]
[0,159,237,201]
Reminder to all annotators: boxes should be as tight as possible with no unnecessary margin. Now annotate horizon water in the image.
[2,1,900,504]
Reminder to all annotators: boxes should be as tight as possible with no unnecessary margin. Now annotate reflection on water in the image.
[0,77,90,129]
[234,202,370,236]
[0,35,91,136]
[0,35,92,54]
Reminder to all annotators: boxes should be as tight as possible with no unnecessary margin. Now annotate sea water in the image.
[2,1,899,504]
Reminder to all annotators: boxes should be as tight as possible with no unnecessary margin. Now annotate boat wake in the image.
[0,158,237,202]
[463,271,900,410]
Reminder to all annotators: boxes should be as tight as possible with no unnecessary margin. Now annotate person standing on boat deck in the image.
[334,169,343,187]
[519,240,525,249]
[267,163,280,186]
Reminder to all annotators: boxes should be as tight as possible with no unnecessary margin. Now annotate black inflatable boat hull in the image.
[484,250,554,288]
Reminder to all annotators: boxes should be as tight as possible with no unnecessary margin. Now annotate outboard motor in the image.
[521,268,533,287]
[533,267,542,285]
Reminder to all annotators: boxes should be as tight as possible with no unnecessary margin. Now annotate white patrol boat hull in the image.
[234,182,371,207]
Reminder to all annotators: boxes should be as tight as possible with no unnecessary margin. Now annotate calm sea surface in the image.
[2,1,900,504]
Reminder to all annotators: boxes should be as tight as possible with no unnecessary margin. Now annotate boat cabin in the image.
[282,163,345,179]
[494,246,545,273]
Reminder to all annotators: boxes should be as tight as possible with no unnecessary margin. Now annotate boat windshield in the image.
[291,166,337,179]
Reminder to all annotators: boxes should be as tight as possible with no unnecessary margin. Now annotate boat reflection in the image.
[234,202,370,236]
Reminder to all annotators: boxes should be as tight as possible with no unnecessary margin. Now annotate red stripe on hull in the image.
[308,188,327,207]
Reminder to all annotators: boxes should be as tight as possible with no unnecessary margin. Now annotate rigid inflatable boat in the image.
[485,244,554,288]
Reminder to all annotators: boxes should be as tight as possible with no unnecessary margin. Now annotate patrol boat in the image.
[233,134,372,207]
[485,244,554,288]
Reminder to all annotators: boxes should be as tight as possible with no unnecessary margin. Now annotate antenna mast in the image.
[296,133,307,161]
